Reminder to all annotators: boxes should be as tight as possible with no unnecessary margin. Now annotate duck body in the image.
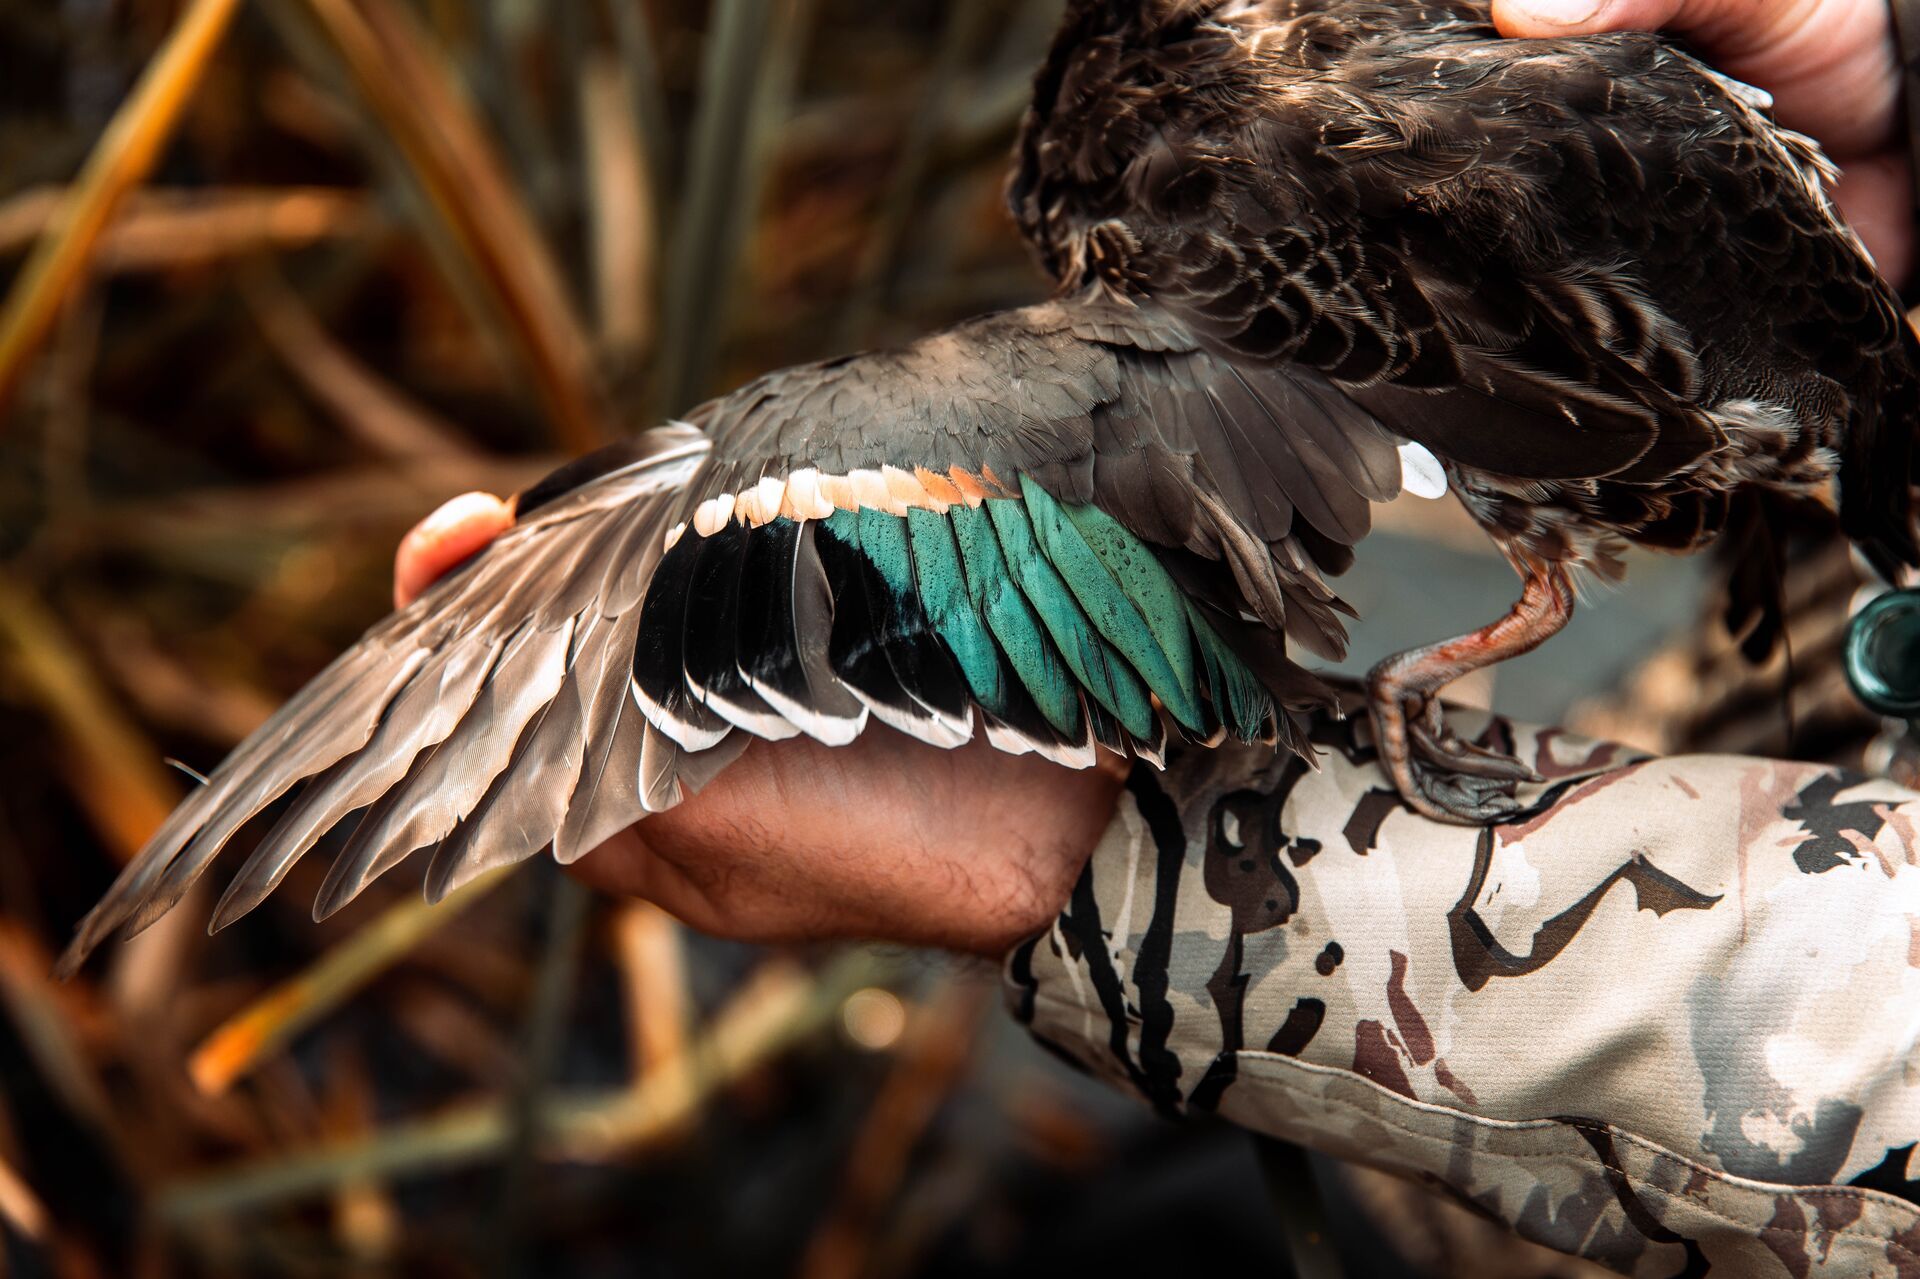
[1020,0,1917,566]
[62,0,1920,966]
[1010,0,1919,814]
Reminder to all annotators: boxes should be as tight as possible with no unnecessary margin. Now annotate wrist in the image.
[958,755,1129,957]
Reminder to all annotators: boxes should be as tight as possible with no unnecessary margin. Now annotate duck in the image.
[60,0,1920,970]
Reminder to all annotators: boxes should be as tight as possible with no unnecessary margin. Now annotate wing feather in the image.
[62,297,1393,971]
[551,611,651,865]
[311,616,576,919]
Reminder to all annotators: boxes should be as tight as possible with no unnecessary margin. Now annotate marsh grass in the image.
[0,1,1054,1271]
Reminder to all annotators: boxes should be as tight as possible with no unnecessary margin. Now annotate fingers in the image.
[1491,0,1841,50]
[392,491,514,609]
[568,729,1127,955]
[1492,0,1901,157]
[1492,0,1683,37]
[1834,153,1917,283]
[1492,0,1674,37]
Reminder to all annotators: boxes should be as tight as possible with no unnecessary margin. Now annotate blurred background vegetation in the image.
[0,0,1882,1275]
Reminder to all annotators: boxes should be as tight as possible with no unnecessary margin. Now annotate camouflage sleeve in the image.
[1005,710,1920,1277]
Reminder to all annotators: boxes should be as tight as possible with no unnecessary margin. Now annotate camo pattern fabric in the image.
[1006,710,1920,1277]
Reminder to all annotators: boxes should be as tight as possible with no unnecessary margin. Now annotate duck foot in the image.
[1367,564,1574,825]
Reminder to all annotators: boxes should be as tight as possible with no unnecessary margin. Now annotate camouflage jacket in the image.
[1007,710,1920,1277]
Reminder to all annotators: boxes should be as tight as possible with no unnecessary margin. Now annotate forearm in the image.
[1009,710,1920,1275]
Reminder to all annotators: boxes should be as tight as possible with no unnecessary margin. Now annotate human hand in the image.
[395,493,1125,955]
[1493,0,1915,282]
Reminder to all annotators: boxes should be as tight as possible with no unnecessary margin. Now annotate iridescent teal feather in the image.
[905,507,1006,711]
[1022,475,1203,731]
[822,487,1272,748]
[1186,599,1273,741]
[982,497,1156,739]
[820,507,863,553]
[849,507,914,594]
[947,503,1082,734]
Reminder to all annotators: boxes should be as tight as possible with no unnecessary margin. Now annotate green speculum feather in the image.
[982,494,1157,738]
[818,485,1274,746]
[905,507,1007,712]
[946,502,1082,734]
[1022,476,1204,731]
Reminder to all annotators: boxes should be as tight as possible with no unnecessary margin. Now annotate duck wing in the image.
[60,294,1406,972]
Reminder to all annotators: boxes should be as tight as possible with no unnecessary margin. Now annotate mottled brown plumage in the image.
[61,0,1920,968]
[1010,0,1918,815]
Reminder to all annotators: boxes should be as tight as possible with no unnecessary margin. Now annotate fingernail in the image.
[417,491,507,538]
[394,492,510,608]
[1518,0,1606,26]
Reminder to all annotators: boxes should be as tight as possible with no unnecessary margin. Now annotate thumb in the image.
[1491,0,1683,37]
[392,491,514,609]
[1490,0,1900,158]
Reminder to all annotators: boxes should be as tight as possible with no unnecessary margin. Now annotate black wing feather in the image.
[735,519,867,743]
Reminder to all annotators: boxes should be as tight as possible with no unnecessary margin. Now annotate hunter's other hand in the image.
[1494,0,1914,282]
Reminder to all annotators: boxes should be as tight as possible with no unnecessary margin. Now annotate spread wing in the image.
[60,295,1405,972]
